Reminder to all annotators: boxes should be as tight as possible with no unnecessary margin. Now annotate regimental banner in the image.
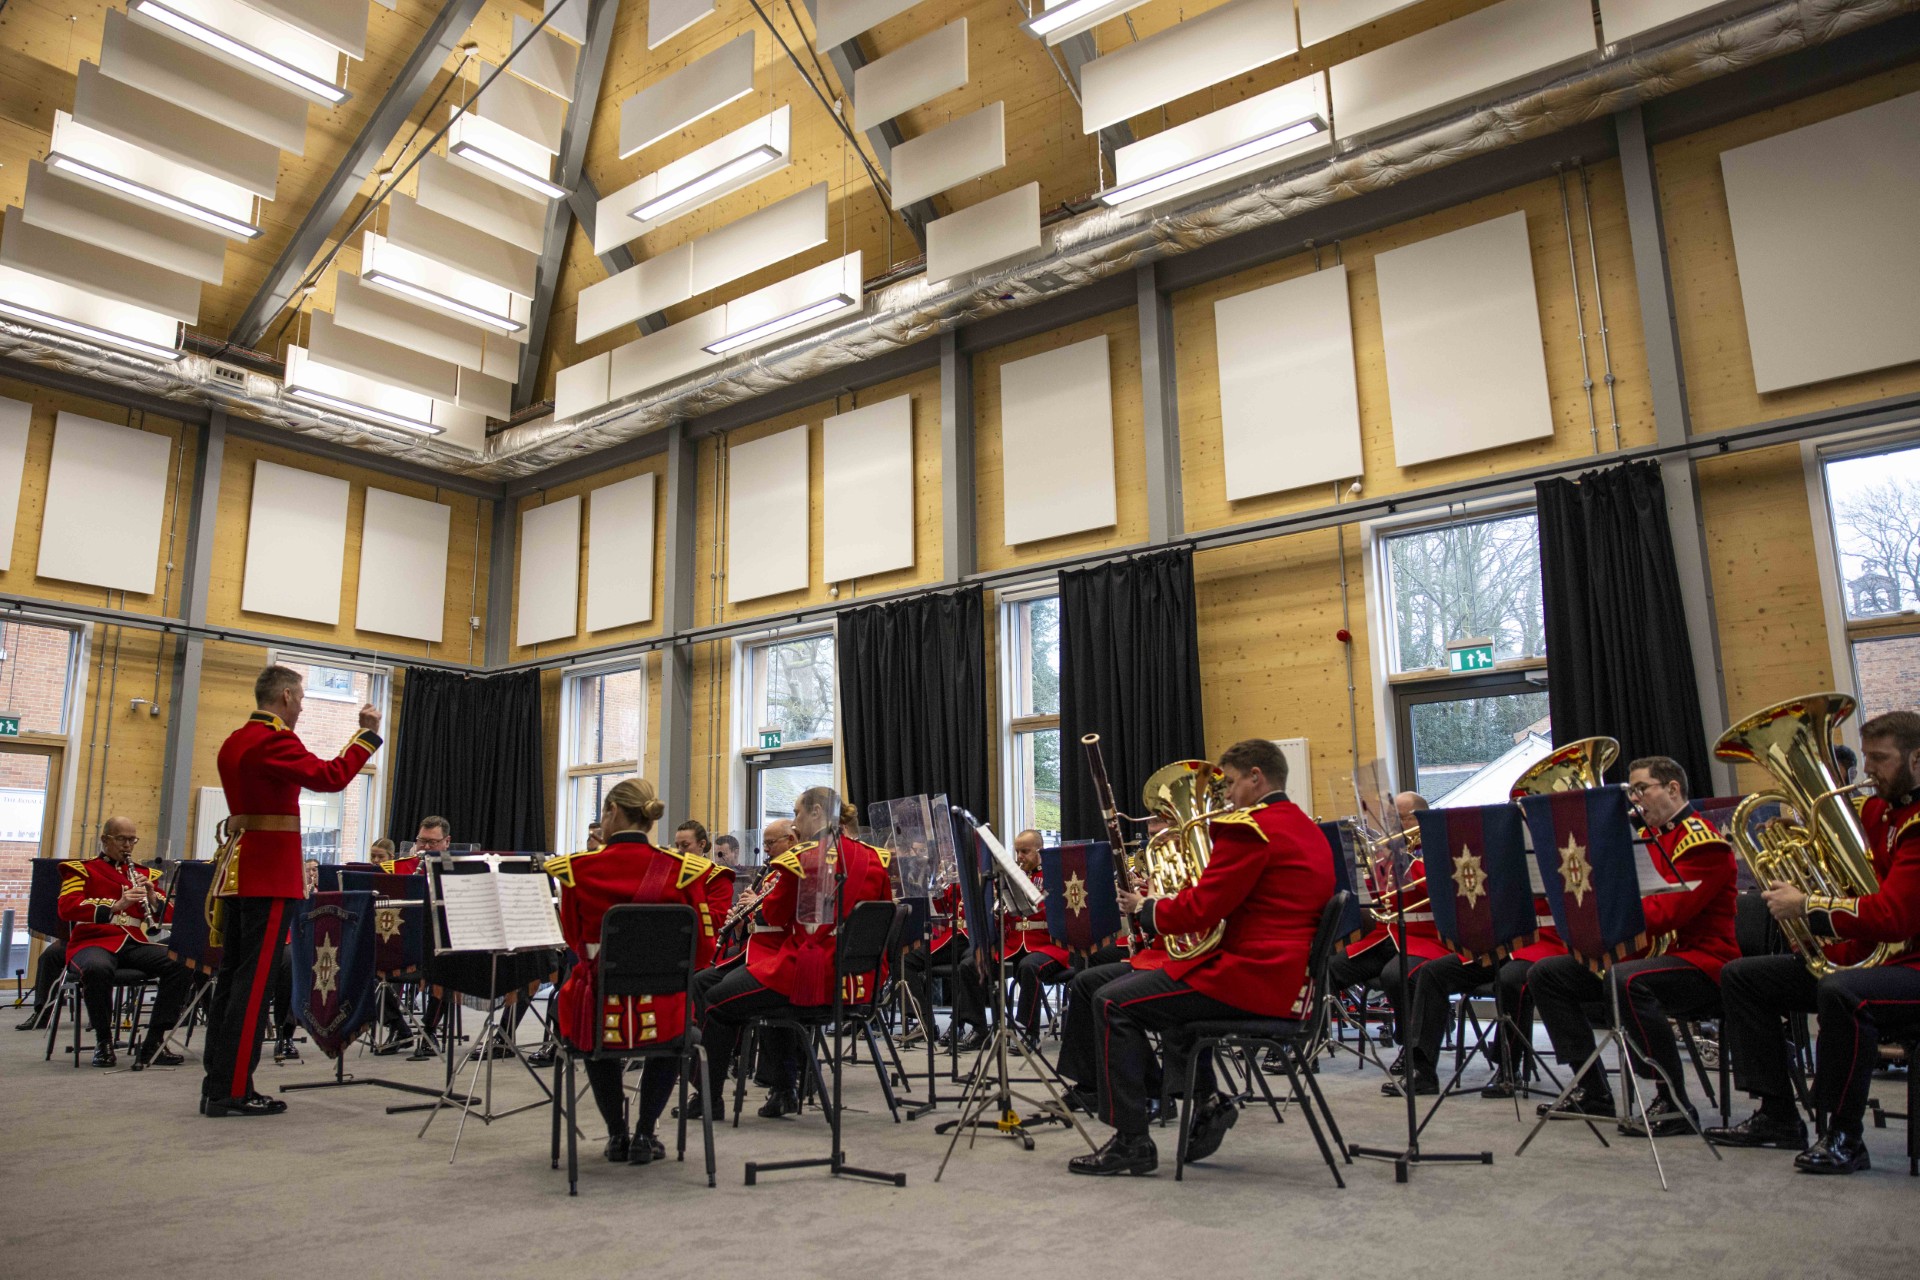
[1318,820,1369,947]
[1418,804,1536,964]
[165,860,222,972]
[1041,840,1121,955]
[1519,786,1648,972]
[342,869,426,978]
[291,889,378,1059]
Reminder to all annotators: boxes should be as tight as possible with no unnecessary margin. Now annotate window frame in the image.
[555,655,650,854]
[266,649,392,862]
[0,611,90,861]
[731,623,840,831]
[996,580,1062,840]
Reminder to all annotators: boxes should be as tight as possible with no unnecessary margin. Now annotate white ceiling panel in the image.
[594,108,792,250]
[332,273,489,370]
[926,181,1041,283]
[386,195,540,298]
[813,0,928,49]
[508,16,580,100]
[97,8,309,154]
[545,0,590,44]
[73,61,281,200]
[0,207,202,322]
[619,33,756,158]
[23,161,228,285]
[455,366,513,419]
[1080,0,1296,134]
[689,183,829,296]
[48,111,256,233]
[130,0,344,93]
[1599,0,1725,43]
[307,311,460,402]
[477,63,568,153]
[0,261,183,359]
[890,102,1004,208]
[854,20,968,131]
[1297,0,1425,46]
[577,244,692,343]
[650,0,717,48]
[235,0,368,58]
[414,153,549,254]
[555,351,612,421]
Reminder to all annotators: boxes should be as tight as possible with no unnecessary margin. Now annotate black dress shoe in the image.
[1479,1072,1517,1100]
[1619,1095,1698,1137]
[204,1094,289,1117]
[1070,1132,1158,1177]
[134,1045,185,1071]
[274,1037,300,1061]
[954,1027,991,1053]
[468,1040,515,1062]
[604,1134,631,1162]
[1705,1111,1808,1149]
[1383,1072,1440,1098]
[91,1045,117,1068]
[1384,1051,1407,1077]
[408,1041,437,1062]
[1794,1129,1870,1175]
[1538,1089,1615,1119]
[677,1092,722,1122]
[629,1131,666,1165]
[526,1045,558,1069]
[1183,1095,1240,1163]
[758,1088,800,1119]
[15,1008,50,1032]
[1260,1047,1288,1073]
[370,1034,410,1057]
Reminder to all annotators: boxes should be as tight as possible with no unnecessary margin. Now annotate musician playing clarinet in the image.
[1071,739,1331,1176]
[59,816,190,1069]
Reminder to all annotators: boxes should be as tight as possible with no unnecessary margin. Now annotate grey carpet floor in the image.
[2,1015,1912,1279]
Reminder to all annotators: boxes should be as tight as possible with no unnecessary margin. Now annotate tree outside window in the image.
[1825,445,1920,721]
[758,634,835,742]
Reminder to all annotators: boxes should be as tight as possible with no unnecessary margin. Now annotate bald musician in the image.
[59,816,190,1069]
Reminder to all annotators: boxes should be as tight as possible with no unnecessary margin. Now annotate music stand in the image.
[1512,786,1722,1190]
[156,860,222,1058]
[1313,820,1393,1072]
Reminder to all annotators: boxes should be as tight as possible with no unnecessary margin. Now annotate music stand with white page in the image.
[409,853,566,1160]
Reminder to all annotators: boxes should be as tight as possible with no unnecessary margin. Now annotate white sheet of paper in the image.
[439,875,507,951]
[495,873,566,949]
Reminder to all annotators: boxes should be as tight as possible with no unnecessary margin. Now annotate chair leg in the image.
[71,983,82,1068]
[565,1056,579,1196]
[1295,1045,1353,1165]
[694,1043,716,1188]
[862,1021,902,1122]
[43,981,64,1061]
[1175,1037,1204,1183]
[550,1054,563,1170]
[676,1058,689,1161]
[806,1027,836,1125]
[732,1023,754,1130]
[1906,1051,1918,1177]
[1718,1045,1732,1129]
[1246,1047,1287,1124]
[1280,1052,1346,1189]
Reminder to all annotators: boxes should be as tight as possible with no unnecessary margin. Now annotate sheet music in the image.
[495,872,566,949]
[439,875,507,952]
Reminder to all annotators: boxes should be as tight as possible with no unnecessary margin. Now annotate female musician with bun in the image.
[548,777,724,1165]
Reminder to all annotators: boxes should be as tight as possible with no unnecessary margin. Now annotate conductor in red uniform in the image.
[202,665,381,1117]
[548,777,725,1164]
[1072,739,1333,1176]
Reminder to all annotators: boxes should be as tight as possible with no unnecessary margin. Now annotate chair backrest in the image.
[835,900,903,979]
[1306,891,1352,999]
[599,904,699,1001]
[27,859,70,940]
[1735,889,1788,958]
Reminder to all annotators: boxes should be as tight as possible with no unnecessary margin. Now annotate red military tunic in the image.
[379,855,425,876]
[59,856,167,959]
[747,834,894,1006]
[1002,899,1069,965]
[548,833,717,1050]
[1810,792,1920,969]
[929,882,967,954]
[215,711,381,899]
[1147,794,1334,1019]
[1637,804,1739,978]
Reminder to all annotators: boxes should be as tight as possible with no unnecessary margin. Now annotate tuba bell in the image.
[1139,760,1232,960]
[1714,693,1897,977]
[1509,736,1620,799]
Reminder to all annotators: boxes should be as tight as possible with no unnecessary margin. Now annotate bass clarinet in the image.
[1081,733,1142,956]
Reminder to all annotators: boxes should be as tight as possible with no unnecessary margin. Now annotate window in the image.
[1000,591,1061,841]
[0,617,83,958]
[738,629,836,834]
[558,663,646,853]
[1375,510,1552,805]
[269,654,390,864]
[1819,440,1920,721]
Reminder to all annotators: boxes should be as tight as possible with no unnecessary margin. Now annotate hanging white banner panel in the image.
[619,33,756,158]
[727,425,810,603]
[853,19,967,131]
[517,496,582,646]
[22,160,228,285]
[0,208,201,323]
[73,59,281,198]
[240,460,350,625]
[926,182,1041,283]
[586,473,657,631]
[1080,0,1296,134]
[890,102,1004,209]
[1000,336,1116,545]
[1296,0,1423,46]
[814,0,927,49]
[357,487,452,642]
[650,0,717,48]
[97,8,309,154]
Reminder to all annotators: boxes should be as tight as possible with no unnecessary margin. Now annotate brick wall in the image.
[1851,633,1920,722]
[0,621,73,930]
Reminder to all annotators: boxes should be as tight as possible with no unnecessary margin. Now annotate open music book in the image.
[439,870,565,952]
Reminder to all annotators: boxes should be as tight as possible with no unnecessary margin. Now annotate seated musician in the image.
[902,865,988,1052]
[1708,711,1920,1174]
[714,833,742,868]
[374,816,452,1057]
[548,777,722,1165]
[370,837,396,862]
[1058,817,1168,1118]
[1531,756,1736,1133]
[1071,740,1331,1176]
[1005,829,1071,1041]
[674,819,714,863]
[698,786,894,1123]
[58,816,191,1069]
[1332,793,1438,1084]
[379,816,448,876]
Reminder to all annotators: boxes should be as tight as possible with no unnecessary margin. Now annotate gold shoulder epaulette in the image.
[60,862,86,890]
[378,859,399,875]
[1895,813,1920,845]
[1211,810,1270,841]
[772,848,804,875]
[1672,818,1729,860]
[544,852,579,888]
[871,840,893,869]
[705,861,736,882]
[674,852,715,889]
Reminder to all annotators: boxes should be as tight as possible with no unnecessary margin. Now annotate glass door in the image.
[0,740,65,998]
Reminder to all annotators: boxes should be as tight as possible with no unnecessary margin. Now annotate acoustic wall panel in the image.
[577,245,692,342]
[1720,91,1920,394]
[98,8,309,154]
[38,414,171,594]
[1599,0,1723,42]
[822,396,914,581]
[517,496,582,646]
[0,208,202,323]
[651,0,717,48]
[356,488,451,642]
[689,183,830,295]
[386,195,540,297]
[815,0,926,49]
[1375,211,1554,467]
[1000,337,1116,545]
[555,351,612,421]
[1215,265,1363,500]
[73,60,281,198]
[332,273,488,370]
[854,20,967,131]
[0,398,30,572]
[1080,0,1296,134]
[508,16,580,99]
[620,34,755,158]
[22,161,228,285]
[415,153,548,253]
[238,461,350,624]
[1330,0,1596,140]
[477,64,567,153]
[307,311,459,402]
[926,182,1041,283]
[890,102,1004,209]
[585,474,657,631]
[727,426,810,603]
[238,0,369,58]
[1297,0,1424,46]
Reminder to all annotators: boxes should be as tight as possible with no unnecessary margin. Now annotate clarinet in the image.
[1080,734,1141,956]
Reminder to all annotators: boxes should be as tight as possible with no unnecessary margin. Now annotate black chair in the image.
[732,900,908,1127]
[26,860,156,1066]
[1172,891,1354,1185]
[550,904,714,1195]
[1866,1036,1918,1177]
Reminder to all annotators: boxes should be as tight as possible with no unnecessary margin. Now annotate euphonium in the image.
[1714,693,1899,977]
[1509,736,1620,799]
[1360,820,1428,926]
[1139,760,1232,960]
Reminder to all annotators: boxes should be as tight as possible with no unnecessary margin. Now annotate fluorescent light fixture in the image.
[1100,117,1325,206]
[287,386,445,435]
[364,268,525,332]
[703,251,862,355]
[447,140,568,200]
[633,145,781,223]
[361,234,526,334]
[129,0,348,105]
[1022,0,1154,44]
[46,154,260,239]
[285,346,446,436]
[0,295,183,363]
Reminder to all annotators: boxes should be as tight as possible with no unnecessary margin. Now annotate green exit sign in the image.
[1447,641,1496,673]
[758,729,783,750]
[0,715,19,737]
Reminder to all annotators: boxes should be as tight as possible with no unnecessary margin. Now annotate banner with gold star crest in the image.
[1416,805,1536,964]
[290,890,379,1059]
[342,869,427,979]
[1519,787,1648,972]
[1041,841,1122,956]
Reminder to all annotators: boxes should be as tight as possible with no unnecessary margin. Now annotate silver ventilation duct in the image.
[0,0,1909,481]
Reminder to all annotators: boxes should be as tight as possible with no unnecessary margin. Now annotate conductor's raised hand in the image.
[358,703,382,732]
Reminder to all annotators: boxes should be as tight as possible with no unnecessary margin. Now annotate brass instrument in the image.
[1360,820,1427,926]
[1081,734,1145,951]
[1714,692,1900,977]
[1509,736,1620,799]
[1138,760,1232,960]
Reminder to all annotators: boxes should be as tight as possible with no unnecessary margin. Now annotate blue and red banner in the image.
[1319,820,1369,947]
[1042,841,1122,954]
[341,869,426,978]
[1519,786,1648,972]
[164,860,222,973]
[291,889,379,1059]
[1417,804,1536,963]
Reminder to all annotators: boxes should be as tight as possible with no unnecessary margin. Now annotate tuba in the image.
[1714,693,1897,977]
[1509,736,1620,799]
[1139,760,1232,960]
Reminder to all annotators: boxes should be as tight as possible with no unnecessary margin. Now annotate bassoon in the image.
[1080,733,1141,955]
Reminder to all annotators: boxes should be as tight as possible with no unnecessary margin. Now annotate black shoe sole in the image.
[1705,1132,1807,1149]
[1068,1160,1158,1177]
[1795,1155,1869,1175]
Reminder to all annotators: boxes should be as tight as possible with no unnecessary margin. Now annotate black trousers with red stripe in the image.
[1093,969,1257,1138]
[201,896,290,1103]
[1720,954,1920,1137]
[1013,952,1067,1037]
[1529,953,1718,1099]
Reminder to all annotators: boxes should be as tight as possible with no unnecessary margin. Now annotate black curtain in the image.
[1058,547,1207,841]
[838,586,990,822]
[387,667,547,850]
[1536,459,1712,791]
